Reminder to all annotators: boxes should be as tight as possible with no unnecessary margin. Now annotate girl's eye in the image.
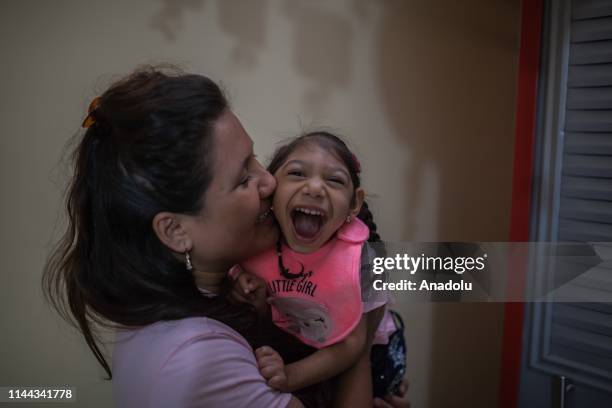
[328,178,345,185]
[288,170,304,177]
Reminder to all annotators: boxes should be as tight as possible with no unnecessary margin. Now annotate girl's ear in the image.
[350,187,365,218]
[152,212,192,254]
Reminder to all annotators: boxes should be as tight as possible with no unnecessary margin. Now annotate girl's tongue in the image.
[293,212,323,239]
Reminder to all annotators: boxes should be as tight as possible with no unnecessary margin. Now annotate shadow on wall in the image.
[149,0,353,116]
[150,0,205,42]
[151,0,268,69]
[375,1,519,407]
[281,0,352,116]
[146,0,518,243]
[217,0,269,68]
[377,0,518,243]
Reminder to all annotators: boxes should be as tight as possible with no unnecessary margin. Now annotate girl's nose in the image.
[302,178,325,198]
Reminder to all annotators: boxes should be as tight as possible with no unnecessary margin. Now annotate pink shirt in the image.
[112,317,292,408]
[241,219,368,348]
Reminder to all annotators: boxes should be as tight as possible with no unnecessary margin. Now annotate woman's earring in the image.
[185,251,193,271]
[346,216,352,224]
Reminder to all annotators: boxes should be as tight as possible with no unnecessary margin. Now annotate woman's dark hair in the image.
[43,66,306,380]
[267,131,382,243]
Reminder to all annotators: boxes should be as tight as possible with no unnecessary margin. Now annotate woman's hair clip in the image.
[81,96,101,128]
[351,153,361,174]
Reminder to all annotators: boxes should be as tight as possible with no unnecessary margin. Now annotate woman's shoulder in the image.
[113,317,291,407]
[158,316,246,341]
[113,316,250,368]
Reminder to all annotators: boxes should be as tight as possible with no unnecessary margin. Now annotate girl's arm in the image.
[332,305,385,407]
[258,304,385,393]
[256,314,370,392]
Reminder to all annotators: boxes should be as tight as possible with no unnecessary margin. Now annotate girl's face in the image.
[272,143,363,253]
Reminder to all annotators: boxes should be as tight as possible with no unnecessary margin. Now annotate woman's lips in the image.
[256,206,273,224]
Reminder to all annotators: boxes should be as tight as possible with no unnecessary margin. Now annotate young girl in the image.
[231,131,406,403]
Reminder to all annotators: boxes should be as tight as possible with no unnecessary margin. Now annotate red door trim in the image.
[499,0,544,407]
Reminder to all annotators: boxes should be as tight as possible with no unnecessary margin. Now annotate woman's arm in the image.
[149,325,295,408]
[286,396,306,408]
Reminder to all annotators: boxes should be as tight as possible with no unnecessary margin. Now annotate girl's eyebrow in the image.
[330,170,350,182]
[326,165,350,179]
[285,159,349,178]
[284,159,306,167]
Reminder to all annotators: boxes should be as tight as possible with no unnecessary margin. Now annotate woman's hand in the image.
[227,267,269,315]
[373,377,410,408]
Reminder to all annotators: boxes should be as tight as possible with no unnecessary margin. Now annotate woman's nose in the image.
[257,166,276,199]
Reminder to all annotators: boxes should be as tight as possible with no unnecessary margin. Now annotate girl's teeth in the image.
[296,207,322,216]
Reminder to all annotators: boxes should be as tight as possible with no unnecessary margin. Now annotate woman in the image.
[44,66,409,407]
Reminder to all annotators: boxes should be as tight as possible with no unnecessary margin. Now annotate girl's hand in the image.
[373,377,411,408]
[255,346,290,391]
[227,267,268,315]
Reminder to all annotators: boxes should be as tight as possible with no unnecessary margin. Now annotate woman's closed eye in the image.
[239,173,252,187]
[287,170,304,177]
[237,155,258,188]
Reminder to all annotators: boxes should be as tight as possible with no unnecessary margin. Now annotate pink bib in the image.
[241,219,369,348]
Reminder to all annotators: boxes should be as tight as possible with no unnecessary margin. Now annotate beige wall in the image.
[0,1,520,407]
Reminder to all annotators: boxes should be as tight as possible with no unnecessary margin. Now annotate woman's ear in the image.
[152,212,191,253]
[350,187,365,218]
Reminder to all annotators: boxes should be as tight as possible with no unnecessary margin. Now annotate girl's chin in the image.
[288,241,319,254]
[285,231,333,254]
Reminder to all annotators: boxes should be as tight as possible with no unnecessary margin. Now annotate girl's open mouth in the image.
[291,207,326,242]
